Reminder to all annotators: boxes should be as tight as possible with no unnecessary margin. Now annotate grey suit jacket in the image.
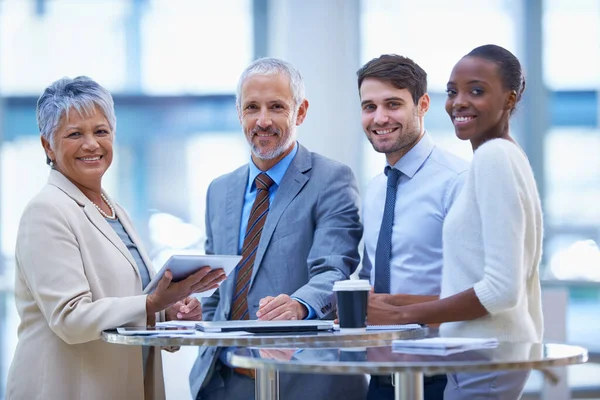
[189,144,367,399]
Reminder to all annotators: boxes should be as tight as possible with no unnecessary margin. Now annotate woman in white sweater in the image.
[368,45,543,398]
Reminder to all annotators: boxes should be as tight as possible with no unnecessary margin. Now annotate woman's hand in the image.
[146,267,226,325]
[367,298,403,325]
[369,292,394,305]
[166,296,203,321]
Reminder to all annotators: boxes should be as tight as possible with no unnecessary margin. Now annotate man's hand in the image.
[256,294,308,320]
[166,296,202,321]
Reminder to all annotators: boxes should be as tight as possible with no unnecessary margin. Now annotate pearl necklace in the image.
[93,193,116,219]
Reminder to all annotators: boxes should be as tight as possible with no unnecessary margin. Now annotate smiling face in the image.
[42,105,113,193]
[360,78,429,165]
[445,56,516,149]
[238,73,308,171]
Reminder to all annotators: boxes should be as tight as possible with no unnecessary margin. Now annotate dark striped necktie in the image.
[374,166,400,293]
[230,172,275,320]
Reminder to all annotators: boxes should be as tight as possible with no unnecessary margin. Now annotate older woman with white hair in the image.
[6,76,225,400]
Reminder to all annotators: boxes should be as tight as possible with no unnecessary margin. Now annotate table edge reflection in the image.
[227,343,589,376]
[101,326,428,347]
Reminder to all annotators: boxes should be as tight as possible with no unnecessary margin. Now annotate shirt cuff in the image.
[291,297,316,319]
[474,280,504,315]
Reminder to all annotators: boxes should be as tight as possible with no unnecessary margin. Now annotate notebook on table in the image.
[366,324,424,331]
[196,320,334,333]
[332,323,423,331]
[392,337,499,355]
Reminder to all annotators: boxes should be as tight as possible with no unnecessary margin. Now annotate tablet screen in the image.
[143,254,241,295]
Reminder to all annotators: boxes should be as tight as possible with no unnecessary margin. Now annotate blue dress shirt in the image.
[360,133,469,295]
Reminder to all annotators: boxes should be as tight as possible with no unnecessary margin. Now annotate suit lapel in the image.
[220,167,248,308]
[226,167,248,256]
[249,145,311,288]
[47,169,140,277]
[83,205,140,276]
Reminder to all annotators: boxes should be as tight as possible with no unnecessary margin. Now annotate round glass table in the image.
[101,326,427,348]
[227,343,589,400]
[102,326,428,399]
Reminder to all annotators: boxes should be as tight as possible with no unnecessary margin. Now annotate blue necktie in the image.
[374,167,400,293]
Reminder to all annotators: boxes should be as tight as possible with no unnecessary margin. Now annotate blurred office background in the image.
[0,0,598,398]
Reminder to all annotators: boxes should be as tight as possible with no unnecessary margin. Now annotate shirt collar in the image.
[388,132,435,178]
[248,141,298,189]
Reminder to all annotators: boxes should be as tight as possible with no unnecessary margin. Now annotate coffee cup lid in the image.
[333,279,371,291]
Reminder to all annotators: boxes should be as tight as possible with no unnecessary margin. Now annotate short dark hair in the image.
[466,44,526,106]
[357,54,427,105]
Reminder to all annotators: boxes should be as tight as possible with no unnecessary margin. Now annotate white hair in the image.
[236,57,305,111]
[37,76,116,164]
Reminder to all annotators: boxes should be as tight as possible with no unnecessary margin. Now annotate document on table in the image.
[392,337,498,355]
[367,324,423,331]
[157,321,201,328]
[156,321,254,337]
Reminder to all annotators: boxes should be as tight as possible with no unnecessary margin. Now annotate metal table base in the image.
[256,369,279,400]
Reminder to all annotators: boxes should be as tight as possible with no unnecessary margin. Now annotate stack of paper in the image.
[392,337,499,356]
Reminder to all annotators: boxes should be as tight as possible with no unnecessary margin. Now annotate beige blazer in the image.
[7,169,166,400]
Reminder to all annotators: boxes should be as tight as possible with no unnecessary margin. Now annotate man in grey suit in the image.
[189,57,367,400]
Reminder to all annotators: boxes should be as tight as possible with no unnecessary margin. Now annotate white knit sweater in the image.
[439,139,544,342]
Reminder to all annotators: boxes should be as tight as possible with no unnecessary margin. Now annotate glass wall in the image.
[542,0,600,282]
[541,0,600,393]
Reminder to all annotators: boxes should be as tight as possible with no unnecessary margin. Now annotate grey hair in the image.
[235,57,305,111]
[37,76,116,165]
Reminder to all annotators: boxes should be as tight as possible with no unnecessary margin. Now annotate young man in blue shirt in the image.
[358,54,469,400]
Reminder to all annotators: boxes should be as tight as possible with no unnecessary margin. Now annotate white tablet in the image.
[143,254,241,296]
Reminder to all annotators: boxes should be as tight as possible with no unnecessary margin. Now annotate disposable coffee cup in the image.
[333,279,371,332]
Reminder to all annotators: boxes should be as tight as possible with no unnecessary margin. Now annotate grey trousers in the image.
[444,370,531,399]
